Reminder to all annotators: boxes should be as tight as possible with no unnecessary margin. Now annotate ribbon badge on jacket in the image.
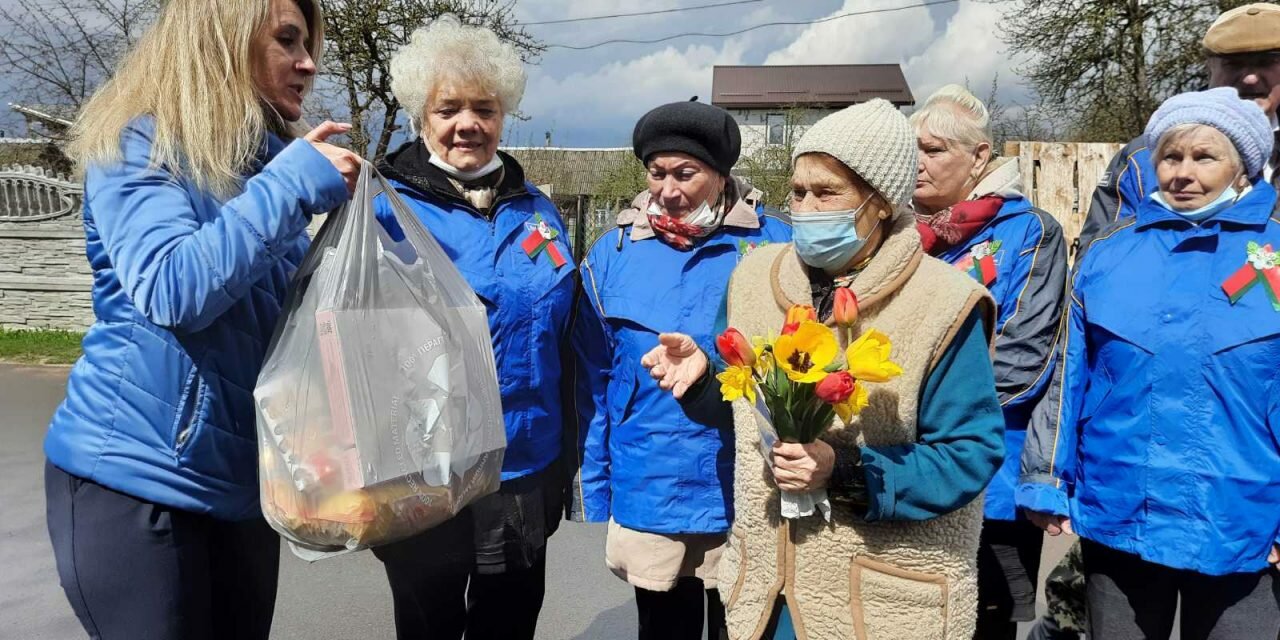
[520,213,567,269]
[1222,241,1280,311]
[958,240,1001,286]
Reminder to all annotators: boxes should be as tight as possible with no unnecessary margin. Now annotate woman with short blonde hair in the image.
[44,1,359,638]
[911,84,1068,640]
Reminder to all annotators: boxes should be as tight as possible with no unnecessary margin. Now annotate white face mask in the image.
[428,153,503,182]
[647,199,723,233]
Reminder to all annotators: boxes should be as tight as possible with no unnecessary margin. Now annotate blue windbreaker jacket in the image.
[372,142,576,482]
[936,192,1067,521]
[1078,138,1155,250]
[1018,181,1280,575]
[570,189,791,534]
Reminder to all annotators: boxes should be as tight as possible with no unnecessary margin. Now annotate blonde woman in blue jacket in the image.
[43,1,358,638]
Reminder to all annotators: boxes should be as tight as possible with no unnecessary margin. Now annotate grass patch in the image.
[0,328,84,365]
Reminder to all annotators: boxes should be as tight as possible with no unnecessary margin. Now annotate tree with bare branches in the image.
[0,0,158,135]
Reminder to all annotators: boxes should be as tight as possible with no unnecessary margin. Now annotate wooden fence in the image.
[1005,141,1126,256]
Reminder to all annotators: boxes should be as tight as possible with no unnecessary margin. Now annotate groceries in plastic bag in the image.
[255,163,505,559]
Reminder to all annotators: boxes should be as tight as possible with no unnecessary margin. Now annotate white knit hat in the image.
[792,99,918,208]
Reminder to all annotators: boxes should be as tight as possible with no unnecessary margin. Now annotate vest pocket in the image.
[849,556,948,639]
[720,525,748,609]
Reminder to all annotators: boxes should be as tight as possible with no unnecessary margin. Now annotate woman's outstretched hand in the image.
[640,333,709,399]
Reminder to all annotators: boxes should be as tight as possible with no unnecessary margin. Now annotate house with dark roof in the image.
[711,64,914,156]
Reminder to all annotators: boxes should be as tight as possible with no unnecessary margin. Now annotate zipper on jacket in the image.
[172,371,204,457]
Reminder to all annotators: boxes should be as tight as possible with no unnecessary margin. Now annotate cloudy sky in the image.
[0,0,1030,147]
[507,0,1025,147]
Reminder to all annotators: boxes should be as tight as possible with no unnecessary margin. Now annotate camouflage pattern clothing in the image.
[1025,539,1087,640]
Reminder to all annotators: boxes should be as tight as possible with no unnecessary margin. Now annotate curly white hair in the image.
[390,14,527,130]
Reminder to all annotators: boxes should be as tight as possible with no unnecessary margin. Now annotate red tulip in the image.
[781,304,817,335]
[833,288,859,327]
[716,328,755,368]
[814,371,856,405]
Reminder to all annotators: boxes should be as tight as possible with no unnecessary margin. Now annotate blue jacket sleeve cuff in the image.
[1015,480,1068,517]
[859,446,894,521]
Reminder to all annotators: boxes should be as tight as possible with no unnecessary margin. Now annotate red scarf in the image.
[915,195,1004,255]
[647,213,713,251]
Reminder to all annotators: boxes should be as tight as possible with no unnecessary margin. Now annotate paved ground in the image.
[1,363,1075,640]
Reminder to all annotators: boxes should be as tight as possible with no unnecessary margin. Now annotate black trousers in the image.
[1082,538,1280,640]
[373,509,547,640]
[44,461,280,640]
[974,518,1045,640]
[634,578,727,640]
[373,464,561,640]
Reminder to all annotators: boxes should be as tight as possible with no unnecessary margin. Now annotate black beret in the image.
[632,101,742,175]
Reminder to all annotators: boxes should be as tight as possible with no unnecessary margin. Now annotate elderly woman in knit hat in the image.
[910,84,1068,640]
[1018,87,1280,639]
[369,16,574,640]
[571,100,790,640]
[643,99,1005,640]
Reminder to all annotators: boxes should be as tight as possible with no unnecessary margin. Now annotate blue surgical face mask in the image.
[1151,178,1242,222]
[791,198,880,273]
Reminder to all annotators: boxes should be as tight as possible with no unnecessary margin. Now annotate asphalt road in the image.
[0,363,1076,640]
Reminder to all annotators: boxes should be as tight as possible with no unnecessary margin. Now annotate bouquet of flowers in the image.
[715,289,902,519]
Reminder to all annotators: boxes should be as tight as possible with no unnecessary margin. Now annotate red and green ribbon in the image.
[520,214,567,269]
[963,240,1000,286]
[970,254,997,286]
[1222,242,1280,311]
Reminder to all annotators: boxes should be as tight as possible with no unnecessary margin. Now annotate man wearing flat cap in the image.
[1079,2,1280,251]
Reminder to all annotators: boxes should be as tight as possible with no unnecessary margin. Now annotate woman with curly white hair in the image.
[369,15,574,640]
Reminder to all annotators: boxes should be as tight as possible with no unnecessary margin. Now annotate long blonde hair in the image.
[67,0,324,198]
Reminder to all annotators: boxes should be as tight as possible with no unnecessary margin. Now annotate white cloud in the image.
[762,0,1026,107]
[513,40,749,146]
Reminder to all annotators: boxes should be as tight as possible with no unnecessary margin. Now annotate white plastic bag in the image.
[255,163,504,560]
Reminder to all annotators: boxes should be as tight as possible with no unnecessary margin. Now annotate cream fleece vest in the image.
[718,215,995,640]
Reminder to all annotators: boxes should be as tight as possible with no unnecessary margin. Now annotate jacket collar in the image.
[969,157,1025,201]
[617,180,762,242]
[376,138,531,207]
[1135,179,1276,231]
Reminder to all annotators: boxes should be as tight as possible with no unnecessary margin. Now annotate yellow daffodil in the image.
[717,365,756,403]
[751,335,773,374]
[773,321,838,383]
[846,329,903,383]
[833,383,870,425]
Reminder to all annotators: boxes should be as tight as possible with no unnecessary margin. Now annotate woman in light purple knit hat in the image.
[1018,87,1280,640]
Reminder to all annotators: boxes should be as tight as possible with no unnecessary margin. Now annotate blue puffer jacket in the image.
[44,118,348,521]
[570,188,792,534]
[1018,181,1280,575]
[933,169,1067,521]
[372,141,575,481]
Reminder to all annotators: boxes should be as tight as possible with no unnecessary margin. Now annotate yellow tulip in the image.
[773,321,838,383]
[717,365,756,403]
[846,329,903,383]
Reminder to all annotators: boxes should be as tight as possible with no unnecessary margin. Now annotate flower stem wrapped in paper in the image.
[716,290,902,520]
[255,164,505,560]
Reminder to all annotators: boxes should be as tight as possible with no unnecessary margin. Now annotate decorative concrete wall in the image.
[0,166,92,330]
